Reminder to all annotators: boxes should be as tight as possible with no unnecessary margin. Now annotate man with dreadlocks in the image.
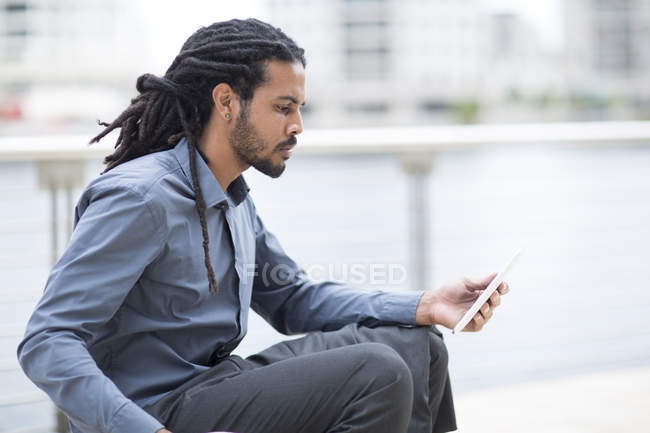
[18,18,509,433]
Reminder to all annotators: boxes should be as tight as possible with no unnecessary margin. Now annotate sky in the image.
[140,0,564,74]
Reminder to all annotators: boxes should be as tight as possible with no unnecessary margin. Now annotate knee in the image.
[353,342,413,398]
[399,325,449,370]
[429,331,449,371]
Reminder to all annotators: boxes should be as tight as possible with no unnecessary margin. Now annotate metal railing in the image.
[3,121,650,290]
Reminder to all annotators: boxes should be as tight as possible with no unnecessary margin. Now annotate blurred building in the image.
[266,0,564,126]
[0,0,149,134]
[6,1,648,132]
[480,11,568,123]
[565,0,650,120]
[266,0,485,126]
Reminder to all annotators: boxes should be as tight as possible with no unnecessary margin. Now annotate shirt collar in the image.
[172,137,250,207]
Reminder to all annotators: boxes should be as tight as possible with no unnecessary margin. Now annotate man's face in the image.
[229,60,306,178]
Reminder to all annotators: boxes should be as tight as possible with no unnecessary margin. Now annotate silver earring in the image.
[225,113,231,119]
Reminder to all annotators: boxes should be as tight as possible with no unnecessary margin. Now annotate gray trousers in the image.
[142,323,457,433]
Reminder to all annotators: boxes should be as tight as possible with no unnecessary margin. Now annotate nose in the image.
[287,111,303,136]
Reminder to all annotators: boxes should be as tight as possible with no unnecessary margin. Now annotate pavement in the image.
[452,365,650,433]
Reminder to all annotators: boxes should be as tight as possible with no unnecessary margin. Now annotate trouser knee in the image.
[353,342,414,401]
[429,331,449,372]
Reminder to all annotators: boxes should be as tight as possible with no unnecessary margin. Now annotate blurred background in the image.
[1,1,649,432]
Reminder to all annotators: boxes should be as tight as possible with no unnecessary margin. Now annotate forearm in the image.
[18,330,163,433]
[254,278,425,333]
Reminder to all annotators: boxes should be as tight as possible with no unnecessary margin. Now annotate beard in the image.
[229,107,290,179]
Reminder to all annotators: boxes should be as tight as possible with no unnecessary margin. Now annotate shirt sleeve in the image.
[250,209,425,335]
[17,184,166,433]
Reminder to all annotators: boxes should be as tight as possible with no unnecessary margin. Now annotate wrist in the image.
[415,291,438,325]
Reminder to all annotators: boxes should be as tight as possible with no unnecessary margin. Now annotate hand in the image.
[415,273,510,331]
[156,429,173,433]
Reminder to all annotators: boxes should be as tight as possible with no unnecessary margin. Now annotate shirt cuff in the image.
[379,290,426,325]
[109,401,164,433]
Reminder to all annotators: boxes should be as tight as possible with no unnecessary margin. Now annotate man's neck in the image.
[198,129,247,193]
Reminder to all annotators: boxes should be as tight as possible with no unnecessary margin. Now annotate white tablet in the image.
[452,248,522,334]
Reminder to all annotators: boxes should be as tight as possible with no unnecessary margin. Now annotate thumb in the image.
[465,272,497,291]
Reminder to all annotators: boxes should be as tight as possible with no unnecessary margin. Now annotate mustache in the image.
[277,136,297,148]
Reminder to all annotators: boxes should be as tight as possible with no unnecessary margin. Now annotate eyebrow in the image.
[277,96,306,106]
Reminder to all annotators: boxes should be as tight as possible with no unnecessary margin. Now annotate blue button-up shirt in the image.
[17,138,423,433]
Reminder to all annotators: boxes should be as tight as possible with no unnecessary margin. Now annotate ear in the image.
[211,83,240,121]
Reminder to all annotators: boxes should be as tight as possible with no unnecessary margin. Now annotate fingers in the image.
[464,302,491,331]
[466,274,512,296]
[462,280,511,332]
[465,309,487,332]
[480,301,493,321]
[488,282,509,308]
[464,273,497,291]
[488,290,501,307]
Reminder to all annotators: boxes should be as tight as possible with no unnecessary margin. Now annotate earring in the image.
[225,113,231,120]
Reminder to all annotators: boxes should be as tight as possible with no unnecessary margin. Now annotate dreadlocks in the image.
[90,19,306,295]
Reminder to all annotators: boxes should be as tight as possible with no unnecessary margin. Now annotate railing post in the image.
[399,153,434,292]
[37,161,85,266]
[36,160,85,433]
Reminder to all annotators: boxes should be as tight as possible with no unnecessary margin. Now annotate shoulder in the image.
[92,150,180,195]
[79,149,183,221]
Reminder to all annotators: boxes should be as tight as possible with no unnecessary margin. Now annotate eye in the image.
[276,105,290,114]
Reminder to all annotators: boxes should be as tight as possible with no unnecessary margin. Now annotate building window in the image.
[593,0,634,11]
[346,102,389,113]
[595,19,635,73]
[418,100,451,112]
[2,2,30,61]
[4,3,28,12]
[342,0,391,80]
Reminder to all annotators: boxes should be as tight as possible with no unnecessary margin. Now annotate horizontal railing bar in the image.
[3,425,53,433]
[2,121,650,162]
[1,296,42,304]
[0,288,43,296]
[0,323,26,338]
[0,391,48,407]
[0,358,20,372]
